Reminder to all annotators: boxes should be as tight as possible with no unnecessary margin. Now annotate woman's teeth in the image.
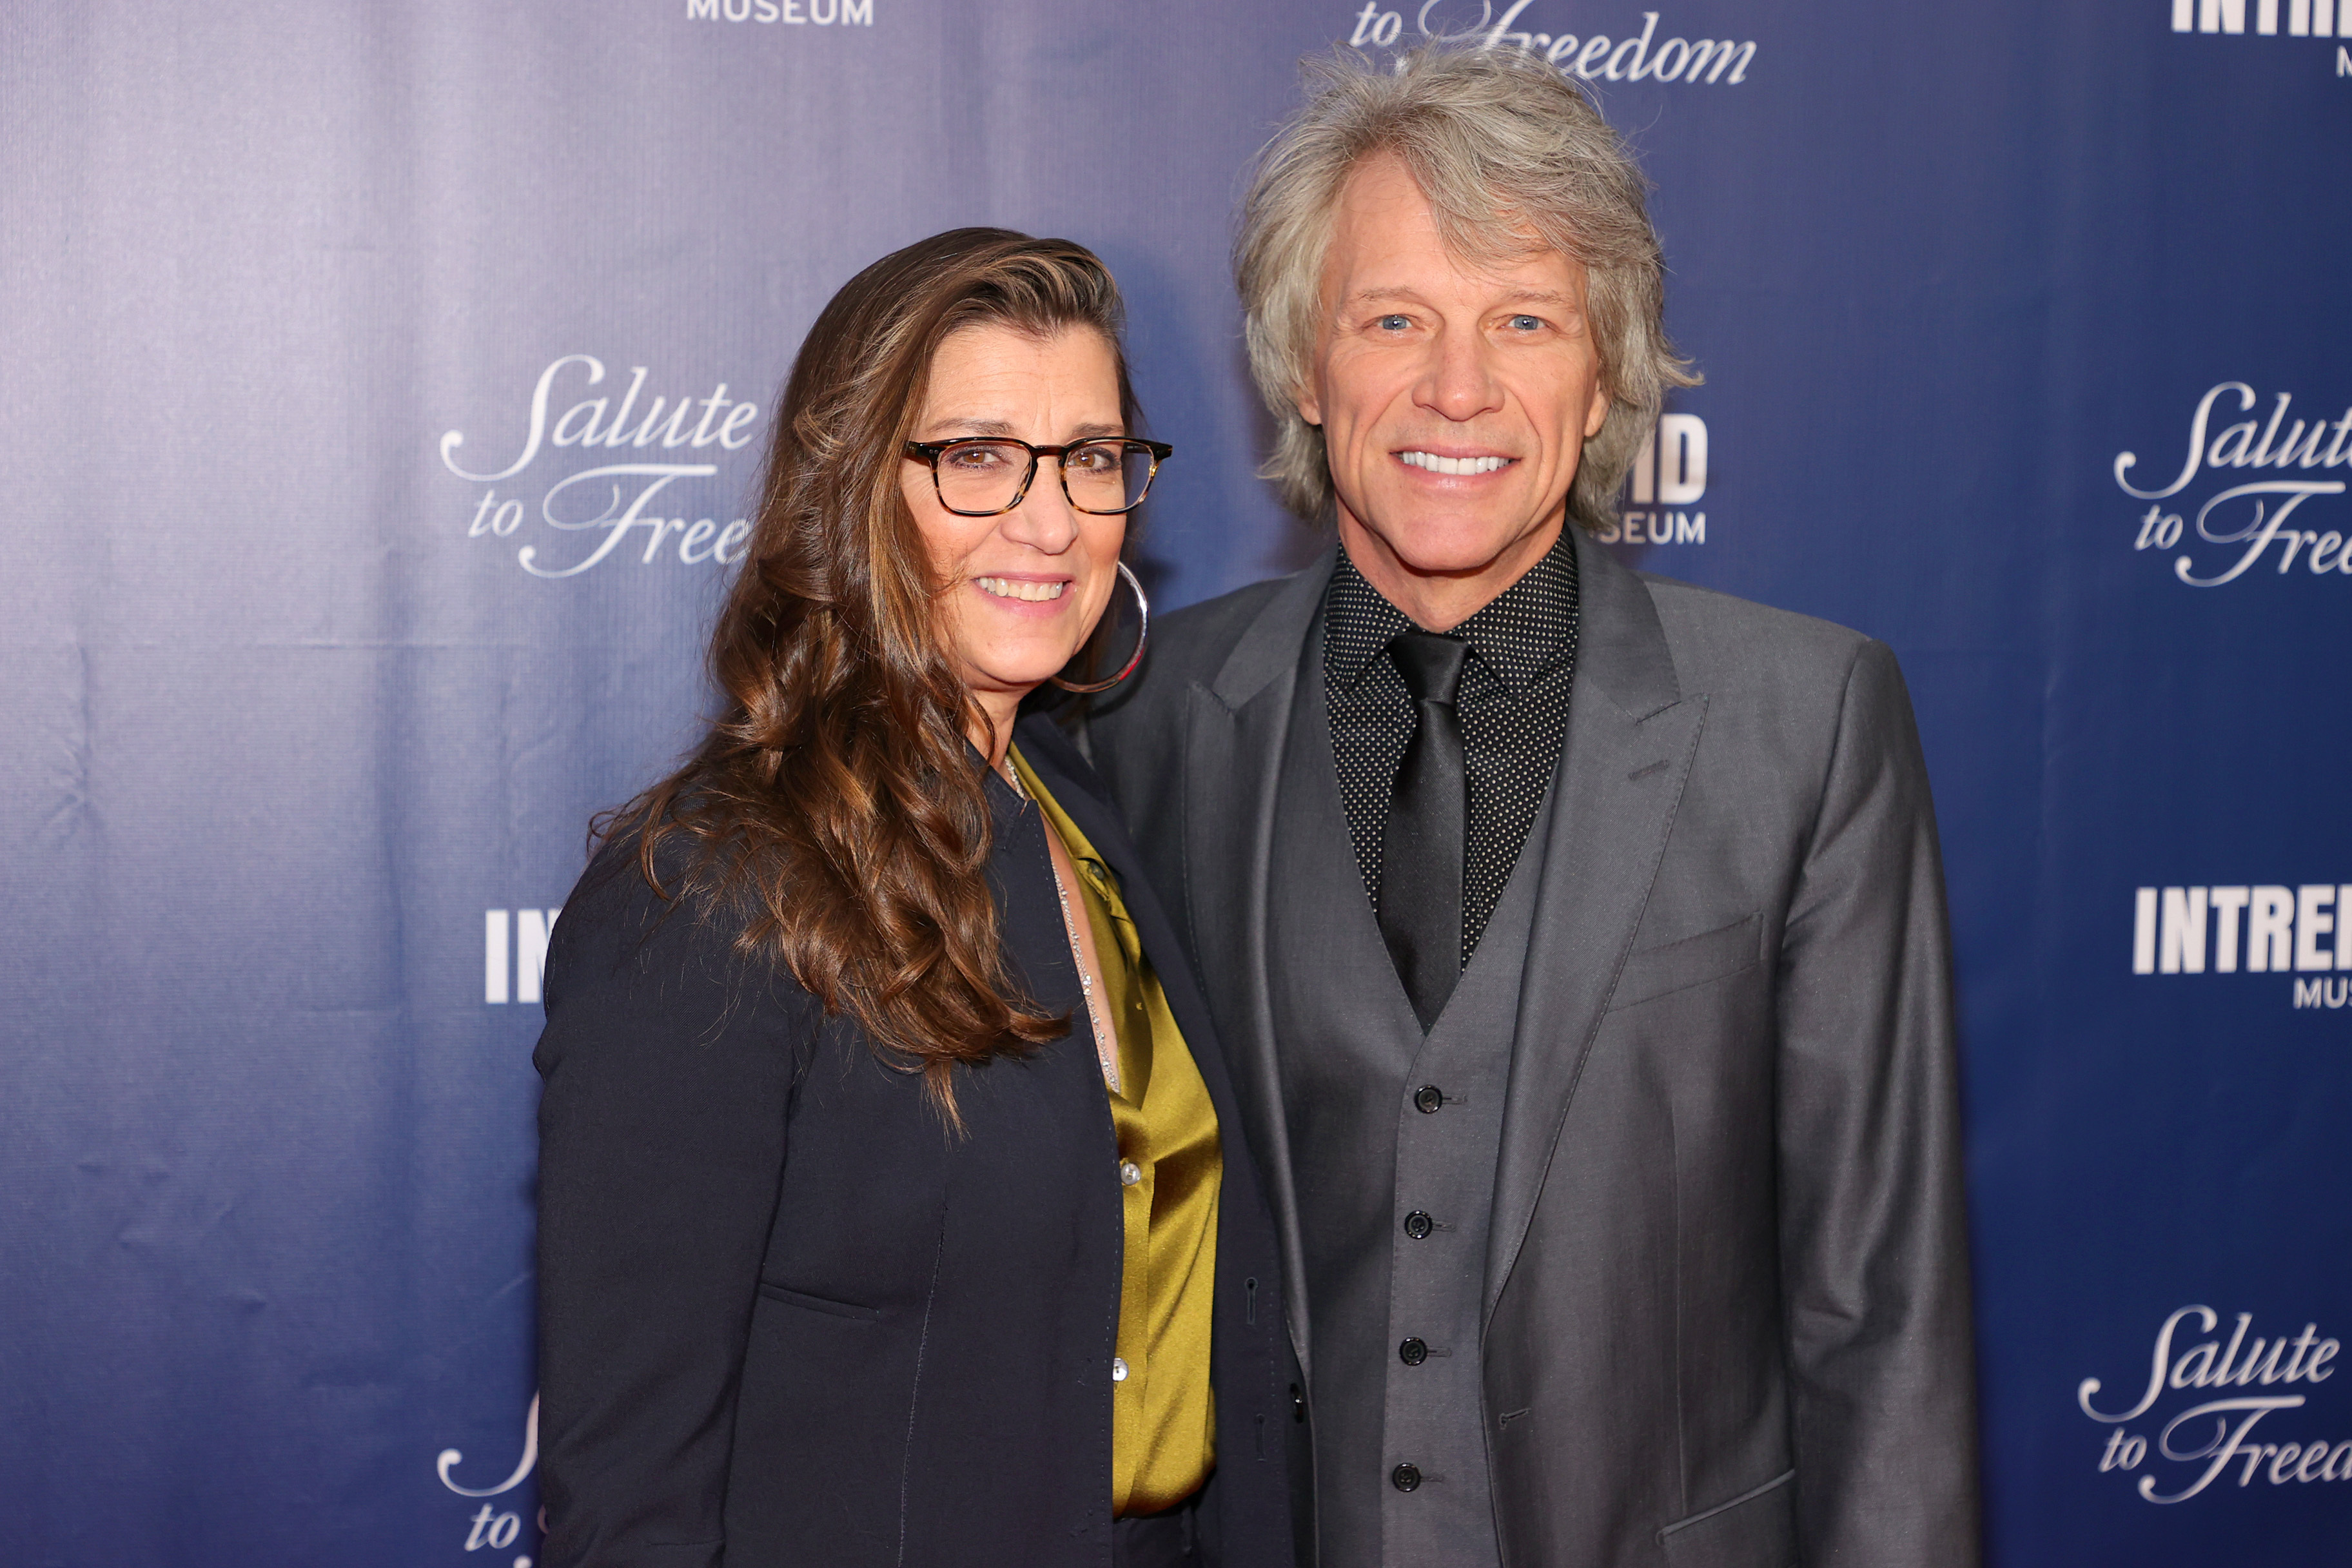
[975,576,1067,602]
[1400,451,1511,476]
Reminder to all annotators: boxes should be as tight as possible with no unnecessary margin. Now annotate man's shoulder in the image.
[1097,572,1297,721]
[1633,571,1883,692]
[1154,574,1297,679]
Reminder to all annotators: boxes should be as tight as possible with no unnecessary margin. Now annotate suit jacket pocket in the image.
[1657,1468,1795,1568]
[756,1280,883,1322]
[1608,914,1761,1012]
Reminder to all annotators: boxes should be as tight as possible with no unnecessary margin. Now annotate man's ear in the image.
[1295,383,1322,429]
[1583,379,1611,440]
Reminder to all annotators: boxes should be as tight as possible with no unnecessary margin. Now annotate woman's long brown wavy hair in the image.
[601,228,1140,1116]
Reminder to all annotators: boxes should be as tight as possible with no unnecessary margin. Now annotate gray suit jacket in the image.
[1088,529,1981,1568]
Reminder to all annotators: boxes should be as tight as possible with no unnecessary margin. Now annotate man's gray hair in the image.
[1236,43,1696,530]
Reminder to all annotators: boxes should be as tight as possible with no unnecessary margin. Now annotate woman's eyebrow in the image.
[923,417,1127,439]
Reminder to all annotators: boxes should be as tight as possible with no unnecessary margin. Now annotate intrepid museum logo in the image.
[2113,382,2352,587]
[2170,0,2352,48]
[2080,1306,2351,1503]
[1342,4,1756,84]
[2130,883,2352,1008]
[685,0,873,24]
[1598,411,1709,547]
[439,355,761,578]
[484,908,562,1006]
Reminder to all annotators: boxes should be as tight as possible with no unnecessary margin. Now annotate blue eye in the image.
[1509,315,1544,331]
[1376,314,1411,331]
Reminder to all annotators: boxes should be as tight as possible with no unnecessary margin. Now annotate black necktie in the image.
[1378,632,1470,1030]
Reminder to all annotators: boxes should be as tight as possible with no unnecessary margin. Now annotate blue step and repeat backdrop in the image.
[4,1,2349,1563]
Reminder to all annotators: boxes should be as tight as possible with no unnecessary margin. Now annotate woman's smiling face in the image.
[902,322,1129,730]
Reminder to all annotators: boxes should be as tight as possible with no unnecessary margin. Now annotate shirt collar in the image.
[1323,528,1581,696]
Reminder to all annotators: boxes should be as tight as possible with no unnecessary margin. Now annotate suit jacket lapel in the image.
[1011,713,1274,1246]
[1182,547,1335,1378]
[1484,531,1709,1315]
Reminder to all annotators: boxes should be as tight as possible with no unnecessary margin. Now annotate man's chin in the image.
[1340,509,1563,584]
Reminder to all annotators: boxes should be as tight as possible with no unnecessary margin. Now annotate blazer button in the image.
[1398,1337,1428,1366]
[1414,1085,1444,1113]
[1402,1210,1434,1240]
[1391,1463,1422,1493]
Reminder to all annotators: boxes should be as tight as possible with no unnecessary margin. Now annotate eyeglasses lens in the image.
[934,440,1155,515]
[1061,441,1157,514]
[934,441,1034,514]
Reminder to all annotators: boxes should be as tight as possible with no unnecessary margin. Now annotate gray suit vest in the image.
[1268,627,1556,1568]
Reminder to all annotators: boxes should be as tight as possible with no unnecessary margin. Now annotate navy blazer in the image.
[533,712,1298,1567]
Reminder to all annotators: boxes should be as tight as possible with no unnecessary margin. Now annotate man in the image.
[1089,44,1980,1568]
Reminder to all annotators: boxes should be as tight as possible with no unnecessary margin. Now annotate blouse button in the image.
[1119,1160,1142,1186]
[1112,1357,1130,1382]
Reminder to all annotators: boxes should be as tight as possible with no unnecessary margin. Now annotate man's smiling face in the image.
[1298,150,1611,630]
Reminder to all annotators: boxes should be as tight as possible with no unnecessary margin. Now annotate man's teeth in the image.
[1400,451,1510,476]
[975,576,1067,603]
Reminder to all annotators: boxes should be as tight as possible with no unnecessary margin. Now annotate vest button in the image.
[1112,1357,1129,1383]
[1402,1210,1435,1240]
[1415,1085,1444,1113]
[1391,1463,1422,1493]
[1398,1337,1428,1366]
[1119,1160,1142,1186]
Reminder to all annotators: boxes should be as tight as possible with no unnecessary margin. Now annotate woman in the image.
[531,228,1296,1568]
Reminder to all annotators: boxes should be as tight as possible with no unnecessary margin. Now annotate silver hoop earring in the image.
[1050,560,1150,694]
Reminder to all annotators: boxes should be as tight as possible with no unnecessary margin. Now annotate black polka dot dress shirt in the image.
[1322,531,1581,966]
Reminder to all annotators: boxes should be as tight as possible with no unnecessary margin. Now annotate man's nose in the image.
[1416,328,1504,423]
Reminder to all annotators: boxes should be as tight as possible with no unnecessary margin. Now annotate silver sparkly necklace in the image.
[1001,754,1122,1094]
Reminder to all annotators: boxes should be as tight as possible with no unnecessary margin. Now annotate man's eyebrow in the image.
[1344,287,1577,309]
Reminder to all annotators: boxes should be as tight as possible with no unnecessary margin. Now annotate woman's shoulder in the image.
[558,819,705,940]
[533,819,814,1136]
[544,815,807,1023]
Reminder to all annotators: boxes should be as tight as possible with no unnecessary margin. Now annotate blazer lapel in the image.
[1182,547,1335,1378]
[1010,715,1270,1228]
[1484,531,1709,1315]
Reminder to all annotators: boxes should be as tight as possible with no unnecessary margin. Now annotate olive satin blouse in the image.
[1010,745,1222,1518]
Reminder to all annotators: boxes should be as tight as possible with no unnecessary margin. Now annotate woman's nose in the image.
[997,463,1082,553]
